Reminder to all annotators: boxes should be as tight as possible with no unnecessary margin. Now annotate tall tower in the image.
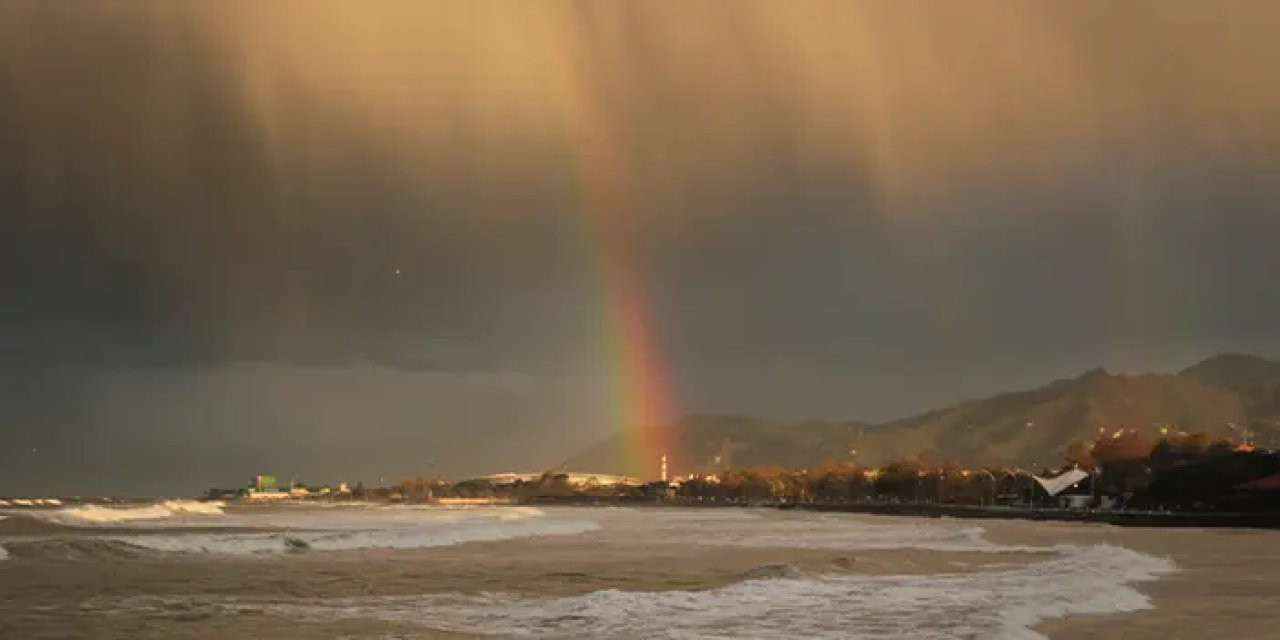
[660,454,668,483]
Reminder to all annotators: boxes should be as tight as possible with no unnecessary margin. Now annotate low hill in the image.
[853,367,1248,469]
[1182,354,1280,434]
[1181,354,1280,390]
[565,354,1280,477]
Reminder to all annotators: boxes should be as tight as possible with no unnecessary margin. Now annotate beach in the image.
[1001,521,1280,639]
[2,503,1276,639]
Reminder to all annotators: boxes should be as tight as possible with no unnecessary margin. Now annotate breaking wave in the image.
[25,500,225,527]
[0,504,595,556]
[112,510,599,555]
[2,501,599,558]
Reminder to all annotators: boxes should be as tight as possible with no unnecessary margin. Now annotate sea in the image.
[0,500,1175,639]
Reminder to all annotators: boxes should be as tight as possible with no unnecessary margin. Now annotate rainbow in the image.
[584,205,677,479]
[558,53,677,480]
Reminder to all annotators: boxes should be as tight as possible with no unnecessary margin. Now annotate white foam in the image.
[12,503,583,555]
[110,505,596,555]
[0,543,7,561]
[29,500,225,526]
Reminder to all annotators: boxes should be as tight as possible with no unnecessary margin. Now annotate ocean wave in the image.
[2,503,587,557]
[0,513,86,536]
[0,538,156,561]
[57,511,1177,637]
[179,542,1171,639]
[0,498,63,507]
[592,508,1020,553]
[739,563,808,580]
[110,512,598,555]
[26,500,225,527]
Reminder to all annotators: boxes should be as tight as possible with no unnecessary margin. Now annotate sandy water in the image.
[1,502,1273,639]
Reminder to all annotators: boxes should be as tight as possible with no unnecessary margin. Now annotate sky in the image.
[2,2,1279,495]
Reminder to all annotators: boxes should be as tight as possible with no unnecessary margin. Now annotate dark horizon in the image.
[5,352,1277,499]
[3,3,1280,496]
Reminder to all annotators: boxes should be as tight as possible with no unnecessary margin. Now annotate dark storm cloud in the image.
[0,5,600,373]
[1,2,1279,493]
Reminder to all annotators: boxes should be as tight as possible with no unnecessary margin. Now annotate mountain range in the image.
[564,354,1280,476]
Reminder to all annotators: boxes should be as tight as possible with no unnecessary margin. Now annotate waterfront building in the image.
[467,471,644,488]
[245,473,289,500]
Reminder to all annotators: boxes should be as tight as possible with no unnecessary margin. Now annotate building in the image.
[243,490,289,501]
[245,473,289,500]
[252,474,278,493]
[1033,468,1096,509]
[467,471,644,488]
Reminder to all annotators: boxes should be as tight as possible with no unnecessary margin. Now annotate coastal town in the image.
[7,427,1276,530]
[161,429,1280,529]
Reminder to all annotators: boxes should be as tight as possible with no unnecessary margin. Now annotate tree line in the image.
[224,431,1280,512]
[673,431,1280,511]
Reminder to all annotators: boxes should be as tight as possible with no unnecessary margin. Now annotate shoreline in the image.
[788,501,1280,529]
[20,495,1280,532]
[520,495,1280,530]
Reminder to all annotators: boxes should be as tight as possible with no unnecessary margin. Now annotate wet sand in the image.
[967,519,1280,639]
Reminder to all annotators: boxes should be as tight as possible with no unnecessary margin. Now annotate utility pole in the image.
[1091,466,1101,508]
